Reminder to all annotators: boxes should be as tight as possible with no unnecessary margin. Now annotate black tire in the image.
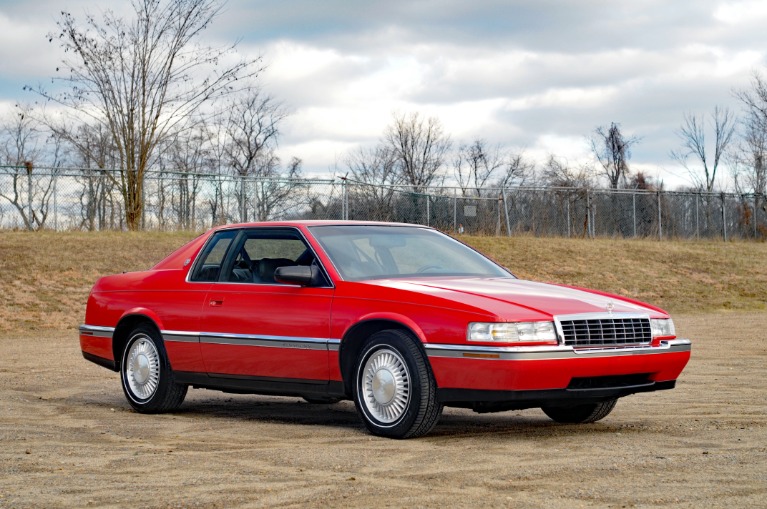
[120,324,187,413]
[302,396,343,404]
[541,398,617,424]
[353,329,442,439]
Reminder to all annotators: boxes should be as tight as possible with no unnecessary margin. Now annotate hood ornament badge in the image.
[606,301,614,315]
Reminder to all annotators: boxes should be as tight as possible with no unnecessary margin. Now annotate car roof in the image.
[212,220,432,231]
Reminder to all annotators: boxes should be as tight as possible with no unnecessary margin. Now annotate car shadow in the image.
[73,390,627,440]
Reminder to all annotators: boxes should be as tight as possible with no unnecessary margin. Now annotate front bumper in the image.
[426,338,692,398]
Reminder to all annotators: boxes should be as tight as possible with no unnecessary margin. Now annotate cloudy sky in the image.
[1,0,765,189]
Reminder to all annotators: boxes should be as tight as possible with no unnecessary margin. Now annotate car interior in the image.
[192,229,330,286]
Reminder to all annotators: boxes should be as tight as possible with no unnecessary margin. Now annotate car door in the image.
[161,228,239,373]
[199,227,334,383]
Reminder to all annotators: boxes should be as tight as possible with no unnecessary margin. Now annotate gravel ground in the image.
[0,312,765,508]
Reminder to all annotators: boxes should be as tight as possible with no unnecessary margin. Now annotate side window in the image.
[189,230,237,282]
[225,231,325,285]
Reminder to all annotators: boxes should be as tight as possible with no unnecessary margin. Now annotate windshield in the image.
[308,225,512,281]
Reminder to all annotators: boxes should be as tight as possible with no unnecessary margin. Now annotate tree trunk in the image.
[124,172,143,231]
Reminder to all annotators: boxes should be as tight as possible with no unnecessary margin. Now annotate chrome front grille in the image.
[557,315,652,348]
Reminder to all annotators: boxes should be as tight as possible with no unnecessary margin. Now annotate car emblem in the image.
[606,302,614,314]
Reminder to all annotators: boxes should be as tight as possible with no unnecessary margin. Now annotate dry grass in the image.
[1,230,764,334]
[465,234,767,314]
[0,231,198,334]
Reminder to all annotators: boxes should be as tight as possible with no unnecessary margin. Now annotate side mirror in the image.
[274,265,323,286]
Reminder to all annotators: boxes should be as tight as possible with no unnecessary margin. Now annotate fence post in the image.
[754,193,758,238]
[256,179,263,222]
[453,191,457,232]
[53,170,58,231]
[502,190,511,237]
[632,191,637,237]
[586,190,591,238]
[240,175,246,222]
[566,196,571,238]
[721,193,727,241]
[341,177,348,220]
[26,163,33,231]
[141,174,146,230]
[695,193,699,238]
[657,191,662,241]
[426,194,430,226]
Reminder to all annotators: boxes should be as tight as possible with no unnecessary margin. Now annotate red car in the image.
[80,221,691,438]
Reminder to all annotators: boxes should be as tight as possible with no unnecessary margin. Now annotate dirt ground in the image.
[0,312,765,508]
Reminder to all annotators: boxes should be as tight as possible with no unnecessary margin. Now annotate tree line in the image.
[1,0,766,231]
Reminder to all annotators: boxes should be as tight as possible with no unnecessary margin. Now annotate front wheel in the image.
[120,324,187,413]
[353,330,442,439]
[541,398,617,424]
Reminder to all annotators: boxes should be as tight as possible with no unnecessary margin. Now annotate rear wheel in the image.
[120,324,187,413]
[353,330,442,439]
[541,399,617,424]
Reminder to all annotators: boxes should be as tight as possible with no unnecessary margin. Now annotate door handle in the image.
[209,299,224,307]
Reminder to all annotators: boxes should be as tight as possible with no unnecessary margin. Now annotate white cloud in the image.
[0,12,61,79]
[714,1,767,24]
[0,0,764,188]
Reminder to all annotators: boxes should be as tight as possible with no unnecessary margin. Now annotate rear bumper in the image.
[426,338,691,396]
[79,325,116,370]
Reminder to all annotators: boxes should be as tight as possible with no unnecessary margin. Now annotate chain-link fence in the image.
[1,166,765,240]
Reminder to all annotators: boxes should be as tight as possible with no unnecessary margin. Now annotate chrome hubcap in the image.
[125,336,160,400]
[361,348,410,424]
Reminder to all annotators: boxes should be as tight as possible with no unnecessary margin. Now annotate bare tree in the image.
[541,155,592,188]
[223,88,287,221]
[0,105,58,230]
[347,146,399,186]
[731,115,767,197]
[252,157,305,221]
[225,89,286,177]
[671,107,735,192]
[165,121,212,229]
[454,139,533,197]
[734,72,767,197]
[203,120,230,225]
[590,122,638,189]
[494,152,533,189]
[454,139,504,196]
[384,112,451,191]
[52,122,120,230]
[541,155,594,237]
[628,171,661,191]
[346,146,400,220]
[35,0,262,230]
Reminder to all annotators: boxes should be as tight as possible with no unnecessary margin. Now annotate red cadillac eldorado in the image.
[80,221,691,438]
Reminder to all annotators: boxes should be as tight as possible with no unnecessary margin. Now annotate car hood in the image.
[368,277,661,320]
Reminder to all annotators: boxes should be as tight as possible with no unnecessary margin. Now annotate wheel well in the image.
[338,320,423,397]
[112,315,161,370]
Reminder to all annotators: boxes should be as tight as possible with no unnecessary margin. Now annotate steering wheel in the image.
[417,265,442,273]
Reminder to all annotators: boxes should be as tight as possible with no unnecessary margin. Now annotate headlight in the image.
[650,318,676,338]
[467,321,557,343]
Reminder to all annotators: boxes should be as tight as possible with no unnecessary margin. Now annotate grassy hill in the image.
[1,230,764,334]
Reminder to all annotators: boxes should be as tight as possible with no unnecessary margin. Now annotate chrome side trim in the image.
[200,333,329,350]
[425,338,691,361]
[162,330,200,343]
[161,330,342,351]
[80,324,341,352]
[79,325,115,338]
